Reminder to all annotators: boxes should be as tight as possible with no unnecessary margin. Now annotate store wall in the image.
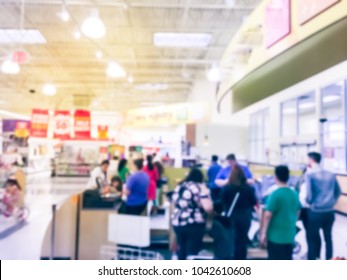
[196,123,248,160]
[188,80,249,160]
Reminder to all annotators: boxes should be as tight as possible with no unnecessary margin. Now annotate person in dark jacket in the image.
[222,165,257,260]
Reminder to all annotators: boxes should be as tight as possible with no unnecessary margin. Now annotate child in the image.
[2,179,22,217]
[102,176,123,198]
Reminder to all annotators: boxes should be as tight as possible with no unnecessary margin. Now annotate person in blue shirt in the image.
[215,154,253,188]
[207,155,222,201]
[124,158,150,215]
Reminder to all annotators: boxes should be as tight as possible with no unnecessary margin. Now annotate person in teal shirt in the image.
[261,165,301,260]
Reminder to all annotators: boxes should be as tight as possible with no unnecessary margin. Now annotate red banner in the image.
[31,109,49,138]
[53,110,71,140]
[97,125,109,140]
[74,110,91,140]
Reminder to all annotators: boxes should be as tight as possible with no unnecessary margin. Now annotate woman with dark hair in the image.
[117,158,130,183]
[222,165,257,260]
[143,155,159,202]
[171,168,213,260]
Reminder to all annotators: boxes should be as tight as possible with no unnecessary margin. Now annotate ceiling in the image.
[0,0,260,115]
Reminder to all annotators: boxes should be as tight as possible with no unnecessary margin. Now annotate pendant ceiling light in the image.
[107,61,126,78]
[81,9,106,39]
[206,63,221,82]
[1,59,20,75]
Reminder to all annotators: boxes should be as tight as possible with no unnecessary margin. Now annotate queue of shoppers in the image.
[172,152,341,260]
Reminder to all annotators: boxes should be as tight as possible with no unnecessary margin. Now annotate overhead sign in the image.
[97,125,108,140]
[264,0,291,48]
[12,50,28,64]
[74,110,91,140]
[31,109,49,138]
[124,103,210,127]
[299,0,340,25]
[53,110,71,140]
[15,121,30,138]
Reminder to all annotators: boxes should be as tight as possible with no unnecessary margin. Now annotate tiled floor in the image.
[0,175,346,260]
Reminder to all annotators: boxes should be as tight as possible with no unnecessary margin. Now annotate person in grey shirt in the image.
[305,152,341,260]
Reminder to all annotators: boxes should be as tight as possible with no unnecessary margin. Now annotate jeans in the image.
[300,208,310,244]
[174,224,206,260]
[233,214,252,260]
[207,220,232,260]
[267,241,293,260]
[125,202,147,216]
[307,211,335,260]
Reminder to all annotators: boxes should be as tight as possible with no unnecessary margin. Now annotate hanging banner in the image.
[15,121,30,138]
[264,0,291,49]
[31,109,49,138]
[97,125,108,140]
[124,103,210,127]
[74,110,91,139]
[299,0,340,25]
[53,110,71,140]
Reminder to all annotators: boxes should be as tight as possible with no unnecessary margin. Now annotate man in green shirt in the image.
[261,165,301,260]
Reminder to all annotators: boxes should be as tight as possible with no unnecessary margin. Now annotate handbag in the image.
[206,192,240,230]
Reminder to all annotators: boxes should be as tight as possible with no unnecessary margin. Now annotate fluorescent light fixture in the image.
[96,50,103,59]
[0,29,46,44]
[323,95,341,103]
[207,64,221,82]
[224,0,236,7]
[107,61,126,78]
[135,83,169,91]
[154,32,212,47]
[1,59,20,74]
[74,31,81,39]
[42,83,57,96]
[0,110,30,120]
[81,10,106,39]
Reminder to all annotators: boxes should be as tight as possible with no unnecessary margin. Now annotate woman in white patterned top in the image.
[171,168,213,260]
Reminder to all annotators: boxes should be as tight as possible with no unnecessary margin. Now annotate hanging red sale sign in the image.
[31,109,49,138]
[97,125,109,140]
[53,110,71,140]
[74,110,91,139]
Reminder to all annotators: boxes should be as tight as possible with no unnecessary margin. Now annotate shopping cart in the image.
[100,212,164,260]
[100,244,164,260]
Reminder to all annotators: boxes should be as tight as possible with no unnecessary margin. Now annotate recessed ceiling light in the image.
[128,76,134,83]
[81,10,106,39]
[74,31,81,39]
[96,50,103,59]
[135,83,169,91]
[154,32,212,47]
[1,59,20,75]
[42,84,57,96]
[57,6,70,22]
[107,61,126,78]
[0,29,46,44]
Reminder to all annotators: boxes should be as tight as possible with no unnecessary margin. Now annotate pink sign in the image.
[264,0,291,49]
[299,0,340,25]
